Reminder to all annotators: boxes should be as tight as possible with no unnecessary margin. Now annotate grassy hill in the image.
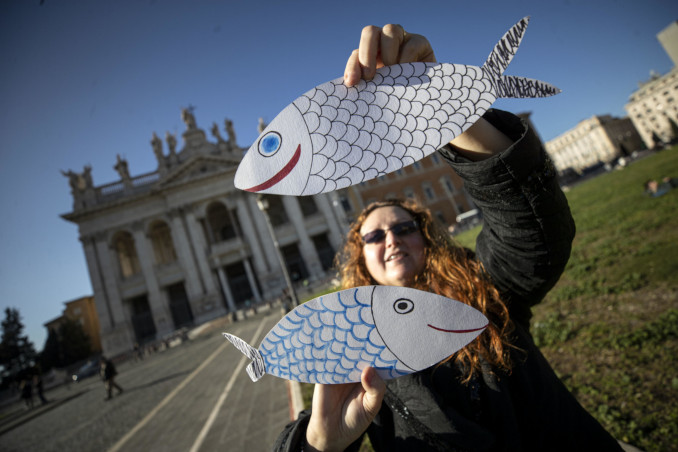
[457,147,678,451]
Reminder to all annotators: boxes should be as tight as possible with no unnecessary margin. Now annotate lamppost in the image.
[256,194,299,310]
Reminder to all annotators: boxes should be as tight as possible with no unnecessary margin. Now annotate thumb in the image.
[361,367,386,418]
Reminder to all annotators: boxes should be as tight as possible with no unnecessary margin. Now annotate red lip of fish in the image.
[427,323,488,334]
[244,144,301,192]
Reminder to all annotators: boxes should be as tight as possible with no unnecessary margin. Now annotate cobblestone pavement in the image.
[0,311,291,452]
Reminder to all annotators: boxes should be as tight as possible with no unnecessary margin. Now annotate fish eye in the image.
[393,298,414,315]
[258,132,282,157]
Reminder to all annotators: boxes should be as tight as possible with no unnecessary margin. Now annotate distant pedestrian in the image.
[19,379,33,409]
[99,357,123,401]
[134,342,143,361]
[33,374,48,405]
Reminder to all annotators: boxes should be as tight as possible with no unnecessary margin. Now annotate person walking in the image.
[100,356,123,401]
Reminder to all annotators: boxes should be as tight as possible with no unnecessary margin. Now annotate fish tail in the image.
[494,75,561,98]
[222,333,266,382]
[482,16,530,79]
[481,17,561,99]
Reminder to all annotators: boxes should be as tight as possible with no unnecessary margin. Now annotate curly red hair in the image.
[335,198,514,381]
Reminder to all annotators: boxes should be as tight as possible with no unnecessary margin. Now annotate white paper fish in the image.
[223,286,488,384]
[234,17,559,196]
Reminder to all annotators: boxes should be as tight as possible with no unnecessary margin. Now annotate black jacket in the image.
[274,110,622,451]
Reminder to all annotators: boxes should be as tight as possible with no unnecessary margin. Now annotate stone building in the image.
[342,112,543,227]
[544,115,644,173]
[62,109,348,358]
[347,151,475,227]
[44,295,102,353]
[625,67,678,149]
[624,21,678,149]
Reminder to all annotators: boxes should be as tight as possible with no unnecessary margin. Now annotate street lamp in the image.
[256,194,299,310]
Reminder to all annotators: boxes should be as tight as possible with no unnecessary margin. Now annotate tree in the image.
[40,317,92,371]
[0,307,37,384]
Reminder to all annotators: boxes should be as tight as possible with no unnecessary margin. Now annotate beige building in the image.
[62,109,348,358]
[657,21,678,68]
[347,151,475,227]
[544,115,644,173]
[625,67,678,149]
[44,295,102,353]
[624,21,678,149]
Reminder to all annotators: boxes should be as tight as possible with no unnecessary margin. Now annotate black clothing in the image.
[274,110,622,451]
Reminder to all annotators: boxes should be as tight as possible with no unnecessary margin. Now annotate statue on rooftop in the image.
[114,154,131,181]
[83,165,93,188]
[182,107,197,130]
[258,117,267,134]
[61,169,85,191]
[166,132,177,155]
[151,132,163,160]
[225,119,237,146]
[211,122,225,143]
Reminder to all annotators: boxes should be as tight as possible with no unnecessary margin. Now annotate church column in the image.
[80,233,113,332]
[131,222,173,336]
[281,196,324,279]
[168,208,203,303]
[242,258,262,303]
[216,268,237,312]
[246,195,281,268]
[235,194,269,275]
[183,207,218,295]
[96,235,126,326]
[315,194,345,251]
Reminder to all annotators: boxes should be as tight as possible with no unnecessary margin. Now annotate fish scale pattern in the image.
[293,62,496,195]
[260,287,410,384]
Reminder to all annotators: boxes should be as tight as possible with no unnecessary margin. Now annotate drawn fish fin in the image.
[494,75,561,98]
[482,16,530,79]
[222,333,266,382]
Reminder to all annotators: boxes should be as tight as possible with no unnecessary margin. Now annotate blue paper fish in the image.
[234,17,559,196]
[223,286,488,384]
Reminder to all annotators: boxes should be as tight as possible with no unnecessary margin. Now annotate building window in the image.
[298,197,319,217]
[113,231,141,278]
[150,221,177,265]
[431,153,440,165]
[261,196,289,227]
[422,183,436,200]
[339,195,353,213]
[442,177,456,194]
[413,161,422,171]
[403,188,415,199]
[312,234,336,271]
[207,202,237,242]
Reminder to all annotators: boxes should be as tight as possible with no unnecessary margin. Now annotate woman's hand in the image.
[344,24,511,160]
[344,24,435,87]
[305,366,385,452]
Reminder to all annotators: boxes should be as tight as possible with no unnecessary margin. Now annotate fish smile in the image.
[244,144,301,192]
[427,323,489,334]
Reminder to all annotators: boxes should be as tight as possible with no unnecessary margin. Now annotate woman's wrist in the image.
[449,117,513,161]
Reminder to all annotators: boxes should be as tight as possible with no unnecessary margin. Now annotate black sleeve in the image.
[438,109,576,329]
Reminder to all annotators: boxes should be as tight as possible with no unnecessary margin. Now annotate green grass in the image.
[299,147,678,451]
[532,147,678,451]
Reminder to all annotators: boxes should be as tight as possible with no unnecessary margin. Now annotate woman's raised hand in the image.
[344,24,436,87]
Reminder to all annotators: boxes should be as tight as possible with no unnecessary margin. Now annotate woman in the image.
[274,24,622,451]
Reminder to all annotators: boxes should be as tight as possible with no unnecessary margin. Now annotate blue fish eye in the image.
[393,298,414,315]
[258,131,282,157]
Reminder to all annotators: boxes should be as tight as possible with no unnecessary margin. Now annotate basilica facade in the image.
[62,109,348,358]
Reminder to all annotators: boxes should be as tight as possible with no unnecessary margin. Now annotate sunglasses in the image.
[361,220,419,244]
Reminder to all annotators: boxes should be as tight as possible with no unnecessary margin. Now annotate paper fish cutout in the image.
[222,286,488,384]
[234,16,559,196]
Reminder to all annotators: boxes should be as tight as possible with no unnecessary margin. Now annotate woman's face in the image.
[360,206,426,287]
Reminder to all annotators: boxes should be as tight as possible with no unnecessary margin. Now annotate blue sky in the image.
[1,0,676,351]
